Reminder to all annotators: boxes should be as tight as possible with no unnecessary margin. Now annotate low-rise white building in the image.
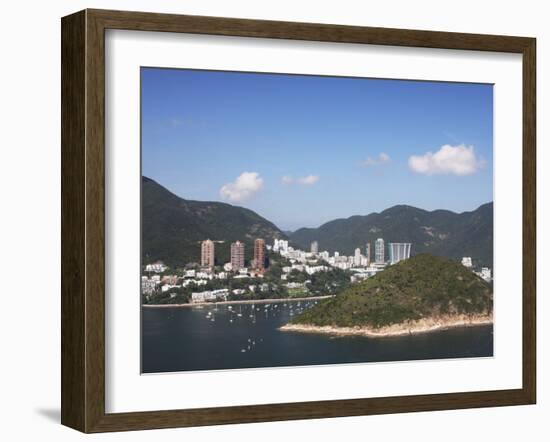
[196,272,212,280]
[141,277,159,295]
[190,289,229,303]
[461,257,473,268]
[286,282,306,289]
[305,265,328,275]
[233,274,249,279]
[161,284,180,293]
[145,261,168,273]
[191,292,217,303]
[477,267,492,282]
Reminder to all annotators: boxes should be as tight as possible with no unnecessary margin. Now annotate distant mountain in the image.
[291,254,493,329]
[142,176,287,267]
[290,203,493,268]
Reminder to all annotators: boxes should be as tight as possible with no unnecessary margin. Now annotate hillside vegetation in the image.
[291,254,493,329]
[142,176,286,267]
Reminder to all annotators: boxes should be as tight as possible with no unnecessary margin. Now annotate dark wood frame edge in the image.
[61,8,536,433]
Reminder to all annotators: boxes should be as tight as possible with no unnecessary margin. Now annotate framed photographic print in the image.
[61,9,536,433]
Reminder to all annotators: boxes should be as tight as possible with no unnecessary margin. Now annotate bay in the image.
[142,299,493,373]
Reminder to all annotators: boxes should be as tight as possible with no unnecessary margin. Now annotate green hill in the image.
[291,254,493,329]
[142,176,287,267]
[290,203,493,268]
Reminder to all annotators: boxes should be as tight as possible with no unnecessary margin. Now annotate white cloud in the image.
[281,175,320,186]
[220,172,264,203]
[362,152,391,167]
[281,175,294,185]
[297,175,320,185]
[408,144,484,176]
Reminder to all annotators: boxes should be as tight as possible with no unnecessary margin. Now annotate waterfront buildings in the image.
[389,242,412,265]
[201,239,215,268]
[230,240,245,270]
[311,241,319,254]
[461,256,473,268]
[191,288,229,303]
[375,238,385,264]
[254,238,266,271]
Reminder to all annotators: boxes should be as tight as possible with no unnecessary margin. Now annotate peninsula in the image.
[281,254,493,338]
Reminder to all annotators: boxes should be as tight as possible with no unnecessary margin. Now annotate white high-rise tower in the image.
[375,238,385,264]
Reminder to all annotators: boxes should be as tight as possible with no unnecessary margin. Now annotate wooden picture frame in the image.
[61,8,536,433]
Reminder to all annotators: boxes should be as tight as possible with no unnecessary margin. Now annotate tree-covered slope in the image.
[142,176,286,267]
[292,254,493,329]
[290,203,493,268]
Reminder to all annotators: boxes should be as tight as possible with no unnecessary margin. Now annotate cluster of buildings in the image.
[200,238,266,272]
[141,238,269,302]
[271,237,412,283]
[141,268,231,296]
[461,256,493,282]
[142,234,492,304]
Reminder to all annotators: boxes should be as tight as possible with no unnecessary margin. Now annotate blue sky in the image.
[141,68,493,231]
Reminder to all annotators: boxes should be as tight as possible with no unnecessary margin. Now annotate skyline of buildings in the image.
[199,236,409,271]
[190,236,490,284]
[143,237,493,301]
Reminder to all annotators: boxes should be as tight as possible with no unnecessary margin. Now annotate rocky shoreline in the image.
[279,313,493,338]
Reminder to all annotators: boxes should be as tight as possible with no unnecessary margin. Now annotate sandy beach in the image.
[142,295,333,308]
[279,313,493,338]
